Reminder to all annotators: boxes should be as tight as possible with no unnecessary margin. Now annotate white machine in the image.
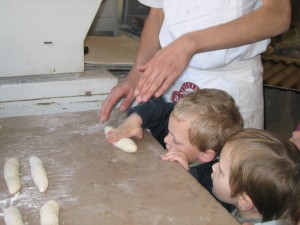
[0,0,118,118]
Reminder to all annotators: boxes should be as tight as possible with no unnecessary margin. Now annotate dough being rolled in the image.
[29,156,48,192]
[4,157,21,194]
[4,206,25,225]
[40,200,59,225]
[105,126,137,153]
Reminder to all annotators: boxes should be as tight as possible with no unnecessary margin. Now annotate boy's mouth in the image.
[165,144,171,151]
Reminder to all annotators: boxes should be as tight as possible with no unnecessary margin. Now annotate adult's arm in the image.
[99,8,163,123]
[135,0,291,103]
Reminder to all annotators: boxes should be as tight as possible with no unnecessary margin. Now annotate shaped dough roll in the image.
[105,126,137,153]
[29,156,48,192]
[40,200,59,225]
[4,157,21,194]
[4,206,25,225]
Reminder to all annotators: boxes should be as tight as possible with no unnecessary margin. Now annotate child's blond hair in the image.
[172,88,243,154]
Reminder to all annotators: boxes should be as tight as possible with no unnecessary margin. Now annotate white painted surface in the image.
[0,70,116,102]
[0,95,108,118]
[0,0,102,77]
[0,70,118,118]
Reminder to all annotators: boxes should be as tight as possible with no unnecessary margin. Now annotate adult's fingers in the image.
[118,87,135,112]
[99,85,136,124]
[135,64,156,102]
[139,77,166,103]
[154,76,175,98]
[135,64,168,103]
[99,86,125,124]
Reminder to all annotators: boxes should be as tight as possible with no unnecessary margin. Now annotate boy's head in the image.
[164,88,242,163]
[212,128,300,222]
[282,179,300,225]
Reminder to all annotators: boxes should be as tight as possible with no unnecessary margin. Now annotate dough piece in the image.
[40,200,59,225]
[4,157,21,194]
[105,126,137,153]
[29,156,48,192]
[4,206,25,225]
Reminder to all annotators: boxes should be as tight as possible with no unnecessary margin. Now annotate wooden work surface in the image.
[0,110,239,225]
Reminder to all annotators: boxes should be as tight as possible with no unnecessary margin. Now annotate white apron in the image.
[138,0,270,129]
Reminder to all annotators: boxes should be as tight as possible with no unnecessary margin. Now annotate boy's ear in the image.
[237,193,254,211]
[198,149,216,163]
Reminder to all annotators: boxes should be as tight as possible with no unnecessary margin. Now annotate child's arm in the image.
[106,113,143,143]
[107,97,174,147]
[161,150,189,170]
[290,131,300,150]
[128,97,174,148]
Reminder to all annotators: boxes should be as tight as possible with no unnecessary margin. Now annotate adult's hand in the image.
[99,8,163,123]
[99,71,139,124]
[134,0,291,104]
[135,35,194,103]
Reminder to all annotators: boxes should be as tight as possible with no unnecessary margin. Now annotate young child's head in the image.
[212,128,300,223]
[281,169,300,225]
[164,88,243,163]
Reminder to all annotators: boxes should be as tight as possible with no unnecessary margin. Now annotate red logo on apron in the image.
[170,82,200,102]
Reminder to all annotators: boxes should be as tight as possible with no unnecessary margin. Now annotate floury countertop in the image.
[0,110,239,225]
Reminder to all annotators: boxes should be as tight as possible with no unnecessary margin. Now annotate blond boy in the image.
[106,89,242,207]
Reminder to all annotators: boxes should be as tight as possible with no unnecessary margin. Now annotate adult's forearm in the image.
[184,0,291,55]
[134,8,163,67]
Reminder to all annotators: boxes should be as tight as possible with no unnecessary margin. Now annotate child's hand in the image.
[290,130,300,150]
[161,150,189,170]
[106,125,143,143]
[105,113,143,143]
